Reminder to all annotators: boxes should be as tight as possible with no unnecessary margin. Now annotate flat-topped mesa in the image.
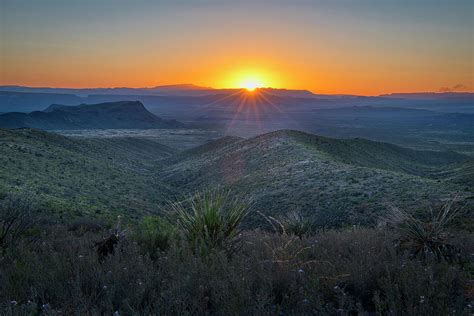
[0,101,185,130]
[44,100,146,113]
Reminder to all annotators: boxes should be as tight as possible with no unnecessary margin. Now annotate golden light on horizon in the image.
[229,70,270,91]
[241,78,263,91]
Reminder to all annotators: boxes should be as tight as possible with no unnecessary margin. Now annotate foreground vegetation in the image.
[1,128,473,314]
[1,192,473,315]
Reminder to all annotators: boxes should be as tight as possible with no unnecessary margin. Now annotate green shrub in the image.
[374,260,468,315]
[0,190,39,252]
[172,190,252,254]
[134,216,176,259]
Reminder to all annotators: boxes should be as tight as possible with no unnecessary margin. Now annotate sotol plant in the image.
[386,199,462,261]
[171,190,252,254]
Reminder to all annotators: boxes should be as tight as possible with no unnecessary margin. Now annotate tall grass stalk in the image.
[278,210,313,238]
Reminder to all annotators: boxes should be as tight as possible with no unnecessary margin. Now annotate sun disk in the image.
[241,79,263,91]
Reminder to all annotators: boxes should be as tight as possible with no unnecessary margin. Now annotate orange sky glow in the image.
[1,1,473,95]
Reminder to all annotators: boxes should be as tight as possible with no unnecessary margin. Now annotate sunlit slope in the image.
[159,130,473,225]
[0,128,176,218]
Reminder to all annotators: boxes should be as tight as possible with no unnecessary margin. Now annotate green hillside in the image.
[1,128,472,226]
[159,130,473,226]
[277,130,474,186]
[0,128,175,219]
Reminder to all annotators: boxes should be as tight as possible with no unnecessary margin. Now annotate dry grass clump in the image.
[271,210,313,239]
[0,226,472,315]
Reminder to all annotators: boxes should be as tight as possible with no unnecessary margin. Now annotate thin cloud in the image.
[438,84,467,92]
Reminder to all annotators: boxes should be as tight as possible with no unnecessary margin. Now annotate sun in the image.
[231,71,268,91]
[221,69,274,91]
[241,78,263,91]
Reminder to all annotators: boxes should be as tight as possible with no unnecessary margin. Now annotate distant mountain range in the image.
[0,84,213,96]
[0,86,472,114]
[0,86,472,154]
[0,101,184,130]
[0,84,319,99]
[1,84,472,99]
[380,92,474,100]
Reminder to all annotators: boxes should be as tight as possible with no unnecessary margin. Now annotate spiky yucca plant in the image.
[386,200,462,261]
[171,190,251,254]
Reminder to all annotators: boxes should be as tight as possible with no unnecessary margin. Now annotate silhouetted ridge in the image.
[0,101,185,130]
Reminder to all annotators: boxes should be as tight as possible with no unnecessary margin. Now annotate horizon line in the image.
[1,84,473,97]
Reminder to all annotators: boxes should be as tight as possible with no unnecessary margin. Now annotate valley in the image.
[2,88,473,154]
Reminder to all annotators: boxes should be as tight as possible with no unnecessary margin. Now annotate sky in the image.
[1,0,473,95]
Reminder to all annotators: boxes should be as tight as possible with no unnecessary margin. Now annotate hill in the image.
[0,128,176,218]
[0,128,472,225]
[0,101,185,130]
[159,130,473,225]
